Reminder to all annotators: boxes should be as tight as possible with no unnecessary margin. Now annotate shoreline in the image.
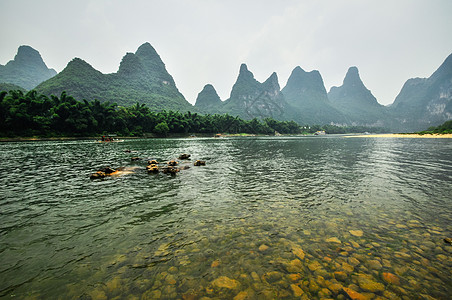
[345,133,452,138]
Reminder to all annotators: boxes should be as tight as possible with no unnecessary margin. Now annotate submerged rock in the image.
[292,246,305,260]
[161,166,180,174]
[258,244,269,252]
[444,238,452,244]
[168,160,178,166]
[212,276,240,289]
[194,160,206,166]
[382,272,400,285]
[326,237,341,244]
[179,153,191,160]
[148,159,159,165]
[146,164,159,173]
[342,287,369,300]
[90,171,107,179]
[356,274,385,292]
[290,284,304,297]
[349,230,363,237]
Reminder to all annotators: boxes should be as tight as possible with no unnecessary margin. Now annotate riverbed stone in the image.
[349,230,363,237]
[166,274,177,285]
[309,279,320,293]
[288,273,302,282]
[356,274,385,292]
[341,262,354,273]
[325,281,343,294]
[367,260,382,270]
[262,271,283,283]
[318,287,332,298]
[342,287,369,300]
[233,291,249,300]
[350,241,360,248]
[382,272,400,285]
[105,276,122,293]
[211,260,220,268]
[89,288,108,300]
[290,284,304,297]
[286,259,303,273]
[308,260,322,272]
[212,276,240,289]
[326,237,341,244]
[251,272,260,282]
[334,271,348,282]
[348,257,360,266]
[142,289,161,300]
[258,244,269,252]
[292,246,305,260]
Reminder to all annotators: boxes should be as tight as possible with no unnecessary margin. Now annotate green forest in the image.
[0,90,388,138]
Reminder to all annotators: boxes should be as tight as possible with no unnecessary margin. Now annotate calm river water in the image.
[0,136,451,299]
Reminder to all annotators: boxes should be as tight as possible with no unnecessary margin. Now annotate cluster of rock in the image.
[90,153,206,179]
[146,154,206,175]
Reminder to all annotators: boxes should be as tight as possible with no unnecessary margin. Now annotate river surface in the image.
[0,136,451,299]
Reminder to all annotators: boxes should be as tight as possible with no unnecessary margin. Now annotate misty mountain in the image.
[220,64,288,120]
[194,84,222,111]
[3,42,451,132]
[36,43,192,110]
[328,66,388,127]
[0,45,56,90]
[281,66,348,124]
[389,53,452,131]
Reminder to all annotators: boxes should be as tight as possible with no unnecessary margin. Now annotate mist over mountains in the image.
[1,43,451,132]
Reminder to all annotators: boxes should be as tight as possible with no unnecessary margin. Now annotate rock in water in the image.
[194,160,206,166]
[161,166,179,174]
[382,272,400,285]
[291,246,305,259]
[146,165,159,173]
[444,238,452,244]
[342,287,369,300]
[212,276,240,289]
[178,153,191,160]
[326,237,341,243]
[349,230,364,237]
[167,160,178,166]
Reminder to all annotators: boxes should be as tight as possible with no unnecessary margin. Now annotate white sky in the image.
[1,0,451,106]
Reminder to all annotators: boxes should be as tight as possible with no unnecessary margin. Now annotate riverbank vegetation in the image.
[0,90,388,138]
[416,120,452,134]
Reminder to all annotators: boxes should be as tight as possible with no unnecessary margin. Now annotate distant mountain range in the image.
[1,43,451,132]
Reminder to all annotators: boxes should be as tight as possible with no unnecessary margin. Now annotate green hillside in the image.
[35,43,192,111]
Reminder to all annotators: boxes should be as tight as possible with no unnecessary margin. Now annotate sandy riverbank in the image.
[345,133,452,138]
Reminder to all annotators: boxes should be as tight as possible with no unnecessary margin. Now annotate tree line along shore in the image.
[4,89,443,139]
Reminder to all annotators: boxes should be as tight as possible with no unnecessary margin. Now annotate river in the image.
[0,136,451,299]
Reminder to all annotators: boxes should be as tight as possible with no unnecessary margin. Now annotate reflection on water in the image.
[0,137,451,299]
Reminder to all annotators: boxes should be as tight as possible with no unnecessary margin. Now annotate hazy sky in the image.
[1,0,451,106]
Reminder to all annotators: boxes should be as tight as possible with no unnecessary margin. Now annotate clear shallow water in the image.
[0,136,451,299]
